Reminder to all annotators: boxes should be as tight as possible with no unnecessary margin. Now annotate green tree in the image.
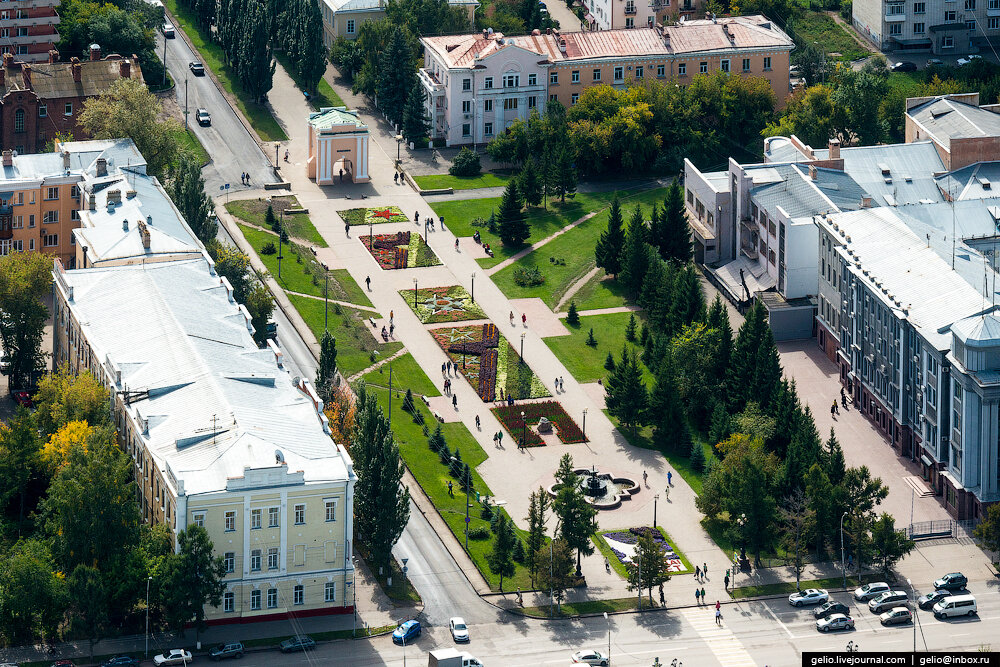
[566,301,579,326]
[804,463,836,556]
[869,513,915,576]
[729,301,782,411]
[669,324,722,429]
[626,533,672,604]
[706,295,733,382]
[330,35,364,80]
[0,251,53,391]
[402,80,430,146]
[825,429,847,486]
[668,264,706,333]
[497,179,529,246]
[245,282,275,348]
[554,452,578,489]
[783,406,822,493]
[842,465,889,574]
[0,539,66,646]
[550,146,577,202]
[78,77,180,177]
[553,465,599,575]
[778,489,813,588]
[283,0,327,92]
[385,0,469,36]
[533,538,575,611]
[831,60,889,146]
[378,26,415,127]
[488,513,517,592]
[33,365,111,439]
[235,0,276,102]
[160,525,227,637]
[660,179,691,264]
[525,487,549,588]
[316,330,338,401]
[519,157,542,208]
[974,503,1000,554]
[0,407,42,527]
[648,363,687,453]
[763,85,843,148]
[67,564,110,660]
[449,147,481,177]
[605,344,646,433]
[169,153,217,245]
[619,205,650,297]
[595,196,625,278]
[350,387,411,573]
[208,242,253,301]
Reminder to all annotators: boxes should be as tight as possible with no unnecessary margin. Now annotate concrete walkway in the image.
[556,304,642,319]
[555,266,601,311]
[486,211,601,276]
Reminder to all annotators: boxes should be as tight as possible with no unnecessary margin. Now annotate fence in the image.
[904,518,979,540]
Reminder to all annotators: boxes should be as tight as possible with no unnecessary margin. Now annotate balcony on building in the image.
[18,14,60,26]
[418,68,446,98]
[0,212,13,241]
[624,4,637,14]
[739,218,759,260]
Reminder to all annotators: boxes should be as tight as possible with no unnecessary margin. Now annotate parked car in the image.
[927,58,944,66]
[934,572,968,591]
[51,662,76,667]
[816,613,854,632]
[162,22,175,37]
[571,650,609,666]
[450,617,470,642]
[957,55,983,66]
[189,61,205,75]
[278,636,315,653]
[813,601,851,618]
[869,590,908,614]
[880,607,913,626]
[153,650,192,666]
[853,582,890,601]
[918,589,951,610]
[890,61,917,72]
[789,588,829,606]
[196,108,211,126]
[393,620,421,645]
[12,390,33,408]
[933,594,977,618]
[208,643,244,661]
[100,657,139,667]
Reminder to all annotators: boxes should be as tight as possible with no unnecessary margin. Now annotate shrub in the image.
[513,266,545,287]
[470,216,489,228]
[512,538,526,564]
[566,301,579,326]
[261,241,277,255]
[690,440,706,472]
[586,328,597,347]
[468,525,491,540]
[480,498,494,520]
[449,147,482,177]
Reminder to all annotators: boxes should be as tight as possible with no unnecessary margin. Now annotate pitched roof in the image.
[664,15,793,54]
[907,96,1000,151]
[309,106,366,129]
[2,56,143,100]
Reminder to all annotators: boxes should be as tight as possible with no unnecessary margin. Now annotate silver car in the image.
[153,650,192,666]
[853,582,889,601]
[816,613,855,633]
[571,650,609,666]
[789,588,829,606]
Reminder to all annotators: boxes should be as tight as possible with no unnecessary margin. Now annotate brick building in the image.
[0,0,61,63]
[1,46,143,154]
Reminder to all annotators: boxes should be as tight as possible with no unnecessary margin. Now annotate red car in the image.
[12,390,33,408]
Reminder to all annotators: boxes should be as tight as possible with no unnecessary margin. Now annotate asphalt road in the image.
[156,30,276,193]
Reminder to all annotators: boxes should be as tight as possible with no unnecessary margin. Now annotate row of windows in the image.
[204,500,339,532]
[221,582,337,612]
[11,104,73,131]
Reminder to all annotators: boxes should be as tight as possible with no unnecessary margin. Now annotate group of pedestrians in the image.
[694,562,708,582]
[553,376,566,392]
[492,431,504,447]
[240,171,252,186]
[509,311,527,327]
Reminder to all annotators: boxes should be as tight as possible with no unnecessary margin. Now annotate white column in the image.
[357,135,369,180]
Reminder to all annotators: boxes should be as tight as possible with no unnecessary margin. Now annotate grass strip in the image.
[730,576,861,599]
[414,172,512,191]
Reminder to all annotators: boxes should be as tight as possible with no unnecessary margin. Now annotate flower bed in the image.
[479,349,498,402]
[338,205,409,226]
[599,527,687,573]
[400,285,487,324]
[361,231,440,269]
[491,400,584,446]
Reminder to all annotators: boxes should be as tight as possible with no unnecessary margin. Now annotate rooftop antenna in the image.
[952,183,957,270]
[212,414,218,445]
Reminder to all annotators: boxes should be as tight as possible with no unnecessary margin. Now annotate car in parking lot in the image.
[153,650,192,666]
[958,55,983,66]
[934,572,968,591]
[571,650,609,666]
[933,594,977,618]
[51,662,76,667]
[100,657,139,667]
[880,607,913,626]
[208,643,243,661]
[816,613,854,632]
[918,589,951,610]
[869,590,908,614]
[853,582,890,601]
[196,108,211,126]
[392,620,421,645]
[278,636,315,653]
[890,61,917,72]
[162,22,175,37]
[927,58,944,66]
[450,617,469,642]
[189,61,205,76]
[813,601,850,618]
[789,588,829,606]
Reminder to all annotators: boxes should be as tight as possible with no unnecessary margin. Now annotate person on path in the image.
[833,399,840,415]
[667,470,673,486]
[365,276,371,291]
[643,470,648,485]
[522,313,527,326]
[560,376,565,390]
[455,238,460,251]
[394,172,399,185]
[703,562,708,577]
[516,588,522,606]
[447,360,452,374]
[831,401,837,418]
[498,431,503,446]
[555,377,560,392]
[701,587,706,602]
[664,486,670,501]
[715,600,721,612]
[659,585,665,606]
[345,223,350,237]
[840,387,847,409]
[390,310,394,323]
[695,565,701,580]
[605,557,610,573]
[475,415,480,429]
[285,149,290,162]
[724,574,730,589]
[452,394,458,409]
[715,608,722,626]
[448,480,453,497]
[389,323,395,337]
[339,168,344,183]
[695,588,700,605]
[509,311,514,326]
[415,211,420,223]
[500,387,504,401]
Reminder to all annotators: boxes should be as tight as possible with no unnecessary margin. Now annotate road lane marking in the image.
[761,604,796,639]
[681,607,758,666]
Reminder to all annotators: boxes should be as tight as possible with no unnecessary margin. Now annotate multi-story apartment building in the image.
[419,16,793,147]
[0,0,61,63]
[582,0,706,31]
[853,0,1000,55]
[318,0,477,44]
[2,47,144,154]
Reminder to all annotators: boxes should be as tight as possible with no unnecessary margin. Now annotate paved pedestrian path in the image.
[680,606,756,667]
[555,266,601,311]
[486,211,600,275]
[556,305,643,320]
[347,346,409,383]
[286,290,380,314]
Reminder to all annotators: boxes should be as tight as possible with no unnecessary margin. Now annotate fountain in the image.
[547,465,639,509]
[583,466,609,498]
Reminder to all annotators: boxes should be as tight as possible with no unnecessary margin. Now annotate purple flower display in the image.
[603,527,678,566]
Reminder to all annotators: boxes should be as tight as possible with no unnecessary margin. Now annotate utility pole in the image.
[184,77,189,130]
[162,37,167,87]
[464,466,470,551]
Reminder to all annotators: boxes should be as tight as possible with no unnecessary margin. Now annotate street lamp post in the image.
[583,408,587,441]
[395,134,403,165]
[520,332,526,363]
[413,278,418,308]
[907,578,916,652]
[603,612,611,665]
[275,142,280,167]
[654,493,659,528]
[369,218,374,252]
[277,224,284,280]
[840,511,849,590]
[521,410,526,449]
[465,466,470,550]
[145,576,152,658]
[471,272,476,303]
[322,261,330,331]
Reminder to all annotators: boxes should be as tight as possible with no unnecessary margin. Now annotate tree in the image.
[402,80,430,147]
[778,489,814,589]
[497,180,529,246]
[67,564,110,660]
[605,344,646,432]
[660,179,691,264]
[668,264,706,333]
[33,365,111,439]
[668,324,722,429]
[869,513,915,576]
[729,301,782,411]
[160,525,227,637]
[42,419,102,475]
[974,503,1000,554]
[235,0,276,103]
[169,153,217,245]
[525,487,549,587]
[783,406,822,494]
[619,205,650,297]
[532,538,575,611]
[804,463,836,557]
[316,330,338,401]
[378,26,415,127]
[825,429,847,486]
[553,469,599,575]
[763,85,843,148]
[831,60,889,146]
[627,533,672,604]
[78,77,180,177]
[842,465,888,574]
[566,301,579,326]
[648,363,686,453]
[595,196,625,278]
[706,295,733,384]
[519,157,542,208]
[488,513,517,592]
[554,453,578,489]
[449,147,481,177]
[350,387,411,573]
[245,282,275,348]
[0,538,66,646]
[0,251,52,391]
[0,407,42,527]
[550,146,577,202]
[283,0,327,92]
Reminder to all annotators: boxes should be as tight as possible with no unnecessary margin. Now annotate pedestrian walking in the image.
[605,557,610,573]
[285,149,290,162]
[695,588,700,604]
[389,323,395,337]
[365,276,371,291]
[715,600,721,612]
[339,168,344,183]
[522,313,527,326]
[667,470,673,486]
[555,376,560,392]
[447,360,452,374]
[499,387,504,401]
[498,431,503,445]
[724,574,730,590]
[509,311,515,325]
[643,470,648,485]
[390,310,394,323]
[475,415,480,429]
[695,565,701,580]
[441,362,447,376]
[664,486,670,500]
[715,608,722,626]
[701,587,705,602]
[453,394,458,409]
[345,223,350,236]
[703,562,708,577]
[831,402,837,418]
[440,217,446,230]
[455,238,460,251]
[394,172,399,185]
[659,585,665,606]
[517,587,523,607]
[448,480,453,497]
[415,211,420,223]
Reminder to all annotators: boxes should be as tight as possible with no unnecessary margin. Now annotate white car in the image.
[450,616,470,642]
[853,581,890,601]
[153,649,192,666]
[958,55,983,66]
[816,613,855,633]
[572,650,609,666]
[162,22,175,38]
[789,588,829,606]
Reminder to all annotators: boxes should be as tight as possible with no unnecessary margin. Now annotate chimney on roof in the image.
[89,44,101,61]
[71,57,81,83]
[96,157,107,177]
[88,192,96,211]
[139,220,150,249]
[861,195,873,208]
[809,164,818,180]
[48,49,59,64]
[558,38,567,53]
[122,219,129,232]
[119,59,130,78]
[2,53,13,69]
[146,214,152,226]
[483,29,488,38]
[21,64,31,88]
[828,138,840,160]
[62,150,70,170]
[107,189,121,205]
[2,150,12,167]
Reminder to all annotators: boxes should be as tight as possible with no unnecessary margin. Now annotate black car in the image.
[813,601,850,618]
[209,643,244,661]
[890,61,918,72]
[100,658,139,667]
[934,572,968,591]
[918,589,951,610]
[189,62,205,76]
[279,636,316,653]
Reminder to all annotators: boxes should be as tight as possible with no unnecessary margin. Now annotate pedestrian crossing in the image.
[680,606,758,667]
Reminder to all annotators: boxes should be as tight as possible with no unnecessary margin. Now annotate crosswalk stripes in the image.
[680,606,758,667]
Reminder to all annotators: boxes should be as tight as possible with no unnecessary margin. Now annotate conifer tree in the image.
[487,513,517,592]
[378,27,414,127]
[497,180,529,246]
[661,179,692,264]
[566,301,579,326]
[169,153,216,245]
[402,80,430,146]
[606,344,647,432]
[519,157,542,208]
[595,196,625,278]
[649,362,688,452]
[619,204,650,297]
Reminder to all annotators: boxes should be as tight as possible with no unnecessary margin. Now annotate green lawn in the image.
[607,413,716,497]
[546,312,650,385]
[330,269,373,308]
[414,172,512,191]
[790,11,868,61]
[162,0,287,141]
[361,352,441,397]
[570,271,630,312]
[289,294,401,378]
[592,526,693,582]
[731,576,860,599]
[171,127,209,165]
[490,187,668,308]
[275,54,346,111]
[519,597,659,618]
[228,197,327,247]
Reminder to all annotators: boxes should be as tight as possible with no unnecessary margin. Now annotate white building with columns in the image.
[307,107,370,184]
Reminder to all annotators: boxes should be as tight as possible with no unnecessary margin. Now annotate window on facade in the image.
[268,547,279,570]
[966,19,976,30]
[527,96,537,108]
[462,123,471,137]
[914,22,926,32]
[346,19,355,33]
[38,105,47,118]
[571,93,579,105]
[250,590,261,610]
[675,62,686,76]
[700,61,708,73]
[657,64,666,77]
[614,66,624,81]
[462,100,471,113]
[64,103,73,116]
[503,98,518,110]
[503,73,519,87]
[294,585,304,605]
[268,506,279,527]
[914,1,926,11]
[43,234,58,247]
[14,109,24,133]
[250,550,261,571]
[225,511,236,531]
[549,71,558,84]
[484,99,493,112]
[943,35,955,46]
[966,0,976,9]
[990,0,1000,8]
[294,504,305,524]
[223,592,234,612]
[887,2,904,13]
[193,512,205,527]
[484,122,494,135]
[742,58,751,72]
[224,552,235,572]
[46,187,59,200]
[42,210,58,224]
[251,508,262,529]
[325,499,337,522]
[625,17,634,27]
[571,70,580,83]
[945,10,957,20]
[484,76,493,89]
[325,582,336,602]
[989,17,999,28]
[635,66,644,78]
[592,68,601,81]
[462,78,471,91]
[721,59,730,73]
[890,23,902,34]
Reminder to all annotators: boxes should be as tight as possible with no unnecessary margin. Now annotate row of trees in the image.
[0,368,226,649]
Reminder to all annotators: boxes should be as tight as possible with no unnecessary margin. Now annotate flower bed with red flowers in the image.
[482,322,499,347]
[491,400,585,446]
[479,349,498,401]
[360,231,439,269]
